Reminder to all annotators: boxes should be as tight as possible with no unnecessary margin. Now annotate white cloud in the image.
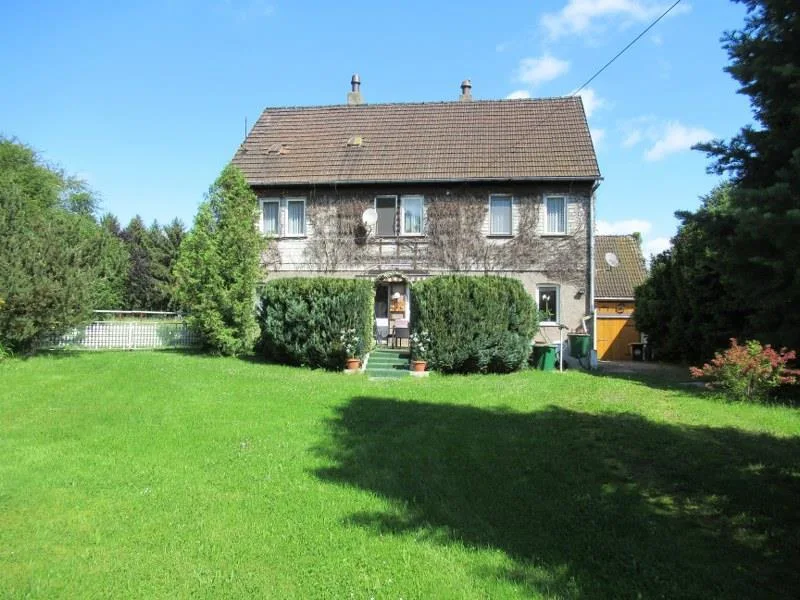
[576,88,606,119]
[542,0,690,40]
[515,54,570,87]
[597,219,653,236]
[643,236,672,256]
[644,121,714,161]
[506,90,531,100]
[591,127,606,146]
[619,117,713,159]
[622,129,643,147]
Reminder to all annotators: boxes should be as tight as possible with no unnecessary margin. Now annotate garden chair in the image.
[393,319,409,348]
[375,318,389,345]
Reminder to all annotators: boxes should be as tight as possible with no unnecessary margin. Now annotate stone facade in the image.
[254,181,594,339]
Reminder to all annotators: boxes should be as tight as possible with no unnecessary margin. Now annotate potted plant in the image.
[410,330,432,372]
[340,328,361,371]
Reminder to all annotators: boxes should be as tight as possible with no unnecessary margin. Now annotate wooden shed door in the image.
[596,317,640,360]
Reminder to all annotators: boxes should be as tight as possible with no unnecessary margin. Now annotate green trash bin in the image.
[533,344,557,371]
[568,333,591,359]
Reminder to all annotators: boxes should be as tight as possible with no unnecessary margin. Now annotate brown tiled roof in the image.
[232,98,600,185]
[595,235,648,299]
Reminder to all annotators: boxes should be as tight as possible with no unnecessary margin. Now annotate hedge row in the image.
[258,277,373,369]
[411,275,538,374]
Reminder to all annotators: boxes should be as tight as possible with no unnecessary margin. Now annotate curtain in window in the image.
[546,197,566,233]
[263,202,279,235]
[403,197,423,234]
[491,196,512,235]
[287,201,305,235]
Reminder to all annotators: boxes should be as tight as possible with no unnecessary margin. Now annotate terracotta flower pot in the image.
[411,360,427,372]
[345,358,361,371]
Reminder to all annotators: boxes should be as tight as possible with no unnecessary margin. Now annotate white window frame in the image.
[537,285,560,325]
[544,195,567,235]
[259,198,281,236]
[285,197,306,237]
[374,195,399,237]
[489,194,513,236]
[400,195,424,236]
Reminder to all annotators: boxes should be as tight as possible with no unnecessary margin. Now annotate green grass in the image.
[1,352,799,599]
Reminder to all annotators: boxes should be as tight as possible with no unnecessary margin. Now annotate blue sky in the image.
[1,0,751,256]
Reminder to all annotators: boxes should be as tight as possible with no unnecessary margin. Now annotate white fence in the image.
[38,311,201,350]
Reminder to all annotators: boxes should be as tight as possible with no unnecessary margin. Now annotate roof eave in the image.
[246,175,604,187]
[595,296,636,301]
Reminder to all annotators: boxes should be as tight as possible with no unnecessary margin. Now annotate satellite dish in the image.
[362,208,378,228]
[605,252,620,268]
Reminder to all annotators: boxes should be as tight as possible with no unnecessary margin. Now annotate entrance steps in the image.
[366,347,410,380]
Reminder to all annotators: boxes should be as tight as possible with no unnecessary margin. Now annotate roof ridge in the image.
[257,96,581,113]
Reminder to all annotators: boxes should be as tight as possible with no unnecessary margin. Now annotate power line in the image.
[570,0,684,96]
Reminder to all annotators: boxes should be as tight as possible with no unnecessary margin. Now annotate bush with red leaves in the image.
[690,338,800,402]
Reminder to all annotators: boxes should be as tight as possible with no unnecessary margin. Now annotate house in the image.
[593,235,648,360]
[232,75,601,342]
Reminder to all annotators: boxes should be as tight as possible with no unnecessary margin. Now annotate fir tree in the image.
[174,165,266,355]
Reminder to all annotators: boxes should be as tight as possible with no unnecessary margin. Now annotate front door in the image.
[374,280,409,345]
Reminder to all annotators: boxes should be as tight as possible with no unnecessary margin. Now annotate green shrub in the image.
[411,275,537,374]
[259,278,373,370]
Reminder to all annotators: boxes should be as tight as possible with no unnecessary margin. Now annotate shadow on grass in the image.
[21,348,87,360]
[315,397,800,599]
[589,361,711,398]
[149,348,270,365]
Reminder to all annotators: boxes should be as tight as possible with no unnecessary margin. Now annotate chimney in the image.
[459,79,472,102]
[347,73,364,105]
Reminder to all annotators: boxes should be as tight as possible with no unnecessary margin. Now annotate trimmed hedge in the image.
[411,275,538,374]
[258,278,373,370]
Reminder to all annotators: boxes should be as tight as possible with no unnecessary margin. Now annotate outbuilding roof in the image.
[595,235,648,299]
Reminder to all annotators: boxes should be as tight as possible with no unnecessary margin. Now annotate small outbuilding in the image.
[594,235,648,360]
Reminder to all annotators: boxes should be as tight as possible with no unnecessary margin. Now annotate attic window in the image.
[346,136,363,147]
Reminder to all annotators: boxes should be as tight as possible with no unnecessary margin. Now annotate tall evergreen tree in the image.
[90,214,130,310]
[174,165,266,355]
[147,219,185,310]
[695,0,800,348]
[121,215,158,310]
[635,184,744,362]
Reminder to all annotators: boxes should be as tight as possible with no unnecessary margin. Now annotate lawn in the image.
[1,352,799,599]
